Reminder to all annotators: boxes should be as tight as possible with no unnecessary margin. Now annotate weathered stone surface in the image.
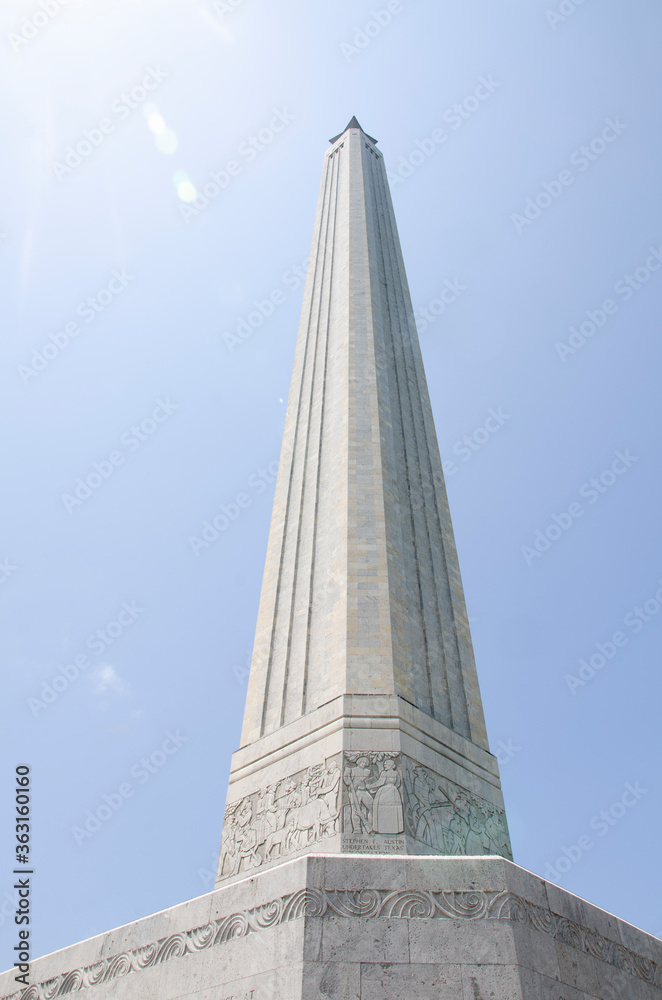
[2,855,660,999]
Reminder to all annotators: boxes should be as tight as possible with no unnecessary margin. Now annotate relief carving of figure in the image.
[371,759,404,834]
[403,760,510,858]
[317,761,342,835]
[263,779,298,861]
[343,756,375,834]
[406,766,452,849]
[342,753,404,836]
[287,765,338,851]
[221,759,342,874]
[235,796,261,869]
[254,784,278,846]
[483,804,511,857]
[219,796,261,876]
[219,809,239,877]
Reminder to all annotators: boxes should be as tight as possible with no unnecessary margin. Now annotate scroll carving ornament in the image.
[3,888,659,1000]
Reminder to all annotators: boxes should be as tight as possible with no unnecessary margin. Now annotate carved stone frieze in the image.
[218,751,512,879]
[4,887,659,1000]
[340,751,512,860]
[218,758,342,879]
[402,757,513,860]
[341,751,406,854]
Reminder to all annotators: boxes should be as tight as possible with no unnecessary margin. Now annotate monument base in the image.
[2,855,660,1000]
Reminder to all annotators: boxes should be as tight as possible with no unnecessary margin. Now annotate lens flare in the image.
[147,114,166,134]
[155,129,179,155]
[177,181,197,202]
[173,171,196,202]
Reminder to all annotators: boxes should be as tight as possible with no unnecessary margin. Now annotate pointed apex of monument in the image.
[329,116,378,145]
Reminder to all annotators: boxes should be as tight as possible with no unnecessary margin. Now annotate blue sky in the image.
[1,0,661,967]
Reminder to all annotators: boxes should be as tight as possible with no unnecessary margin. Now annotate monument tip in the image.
[329,116,378,145]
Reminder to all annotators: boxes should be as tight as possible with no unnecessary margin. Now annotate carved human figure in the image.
[371,759,404,834]
[484,805,510,856]
[219,809,240,876]
[300,767,316,805]
[442,789,470,853]
[344,757,374,833]
[438,785,490,855]
[234,796,261,870]
[317,761,342,834]
[254,784,278,849]
[409,767,451,849]
[262,779,297,861]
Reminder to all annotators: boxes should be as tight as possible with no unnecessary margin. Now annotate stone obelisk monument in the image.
[216,116,511,884]
[2,119,660,1000]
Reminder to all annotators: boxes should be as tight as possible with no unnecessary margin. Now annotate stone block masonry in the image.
[2,856,660,1000]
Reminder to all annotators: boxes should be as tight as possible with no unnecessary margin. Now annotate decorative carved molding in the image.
[3,888,660,999]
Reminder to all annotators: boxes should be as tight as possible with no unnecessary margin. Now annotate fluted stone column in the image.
[217,119,511,886]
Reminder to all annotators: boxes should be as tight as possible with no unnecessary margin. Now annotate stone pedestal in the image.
[218,695,511,886]
[3,855,660,1000]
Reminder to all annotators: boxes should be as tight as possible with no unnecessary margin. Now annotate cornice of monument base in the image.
[3,856,660,1000]
[231,694,501,788]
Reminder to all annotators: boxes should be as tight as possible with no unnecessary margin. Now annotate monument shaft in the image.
[244,122,484,744]
[217,120,511,885]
